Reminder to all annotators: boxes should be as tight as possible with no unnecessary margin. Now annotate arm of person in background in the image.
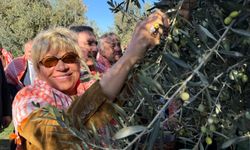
[100,10,169,100]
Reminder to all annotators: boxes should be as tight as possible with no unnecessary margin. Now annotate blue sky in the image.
[84,0,115,32]
[84,0,154,32]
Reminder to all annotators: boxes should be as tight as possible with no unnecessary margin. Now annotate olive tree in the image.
[0,0,86,56]
[110,0,250,149]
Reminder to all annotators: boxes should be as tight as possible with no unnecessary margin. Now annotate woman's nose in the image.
[55,60,69,71]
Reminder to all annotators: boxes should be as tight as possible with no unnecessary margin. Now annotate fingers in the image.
[129,9,169,51]
[152,9,170,28]
[147,9,169,35]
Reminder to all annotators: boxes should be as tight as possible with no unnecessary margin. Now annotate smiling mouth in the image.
[54,73,72,79]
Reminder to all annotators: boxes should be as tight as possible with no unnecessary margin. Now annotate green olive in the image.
[206,137,212,145]
[232,70,238,75]
[229,71,235,80]
[198,104,205,112]
[208,117,213,124]
[209,124,216,132]
[242,74,248,83]
[229,11,239,18]
[167,36,173,43]
[245,111,250,120]
[179,129,185,136]
[173,28,179,36]
[237,72,243,78]
[180,92,190,101]
[201,126,207,133]
[224,17,232,25]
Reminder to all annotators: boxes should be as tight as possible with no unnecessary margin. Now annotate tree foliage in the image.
[113,0,250,149]
[0,0,86,56]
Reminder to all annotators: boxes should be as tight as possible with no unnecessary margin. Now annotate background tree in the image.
[87,20,103,37]
[0,0,86,56]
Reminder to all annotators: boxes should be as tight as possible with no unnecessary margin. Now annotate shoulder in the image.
[12,85,46,130]
[13,85,36,103]
[5,56,27,71]
[77,79,97,95]
[9,56,26,64]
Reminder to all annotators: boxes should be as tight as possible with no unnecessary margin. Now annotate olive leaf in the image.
[113,125,146,140]
[221,135,250,149]
[164,53,191,69]
[198,25,217,41]
[196,71,209,86]
[231,28,250,37]
[147,119,160,150]
[219,50,244,57]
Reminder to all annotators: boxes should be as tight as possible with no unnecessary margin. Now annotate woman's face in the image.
[101,36,122,63]
[37,50,80,95]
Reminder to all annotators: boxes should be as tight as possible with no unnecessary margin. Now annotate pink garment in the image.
[5,56,27,89]
[12,78,95,142]
[96,53,111,73]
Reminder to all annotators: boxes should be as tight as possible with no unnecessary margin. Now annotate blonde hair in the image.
[31,27,82,72]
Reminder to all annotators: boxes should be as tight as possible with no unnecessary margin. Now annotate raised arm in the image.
[100,10,169,100]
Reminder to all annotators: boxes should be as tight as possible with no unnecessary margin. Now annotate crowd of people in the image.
[0,9,169,149]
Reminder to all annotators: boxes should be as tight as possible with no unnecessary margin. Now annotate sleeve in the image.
[0,59,12,116]
[67,81,114,129]
[67,81,109,122]
[18,109,82,150]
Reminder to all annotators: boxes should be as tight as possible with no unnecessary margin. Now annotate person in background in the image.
[69,25,101,86]
[0,58,12,132]
[97,32,123,73]
[11,10,169,149]
[0,48,13,69]
[5,40,36,91]
[109,32,123,61]
[69,25,99,73]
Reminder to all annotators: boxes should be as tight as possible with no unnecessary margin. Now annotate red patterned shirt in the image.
[96,53,112,73]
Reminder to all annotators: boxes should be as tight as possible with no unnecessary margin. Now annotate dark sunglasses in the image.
[39,52,79,68]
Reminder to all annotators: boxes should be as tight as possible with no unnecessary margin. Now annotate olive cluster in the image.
[224,11,240,25]
[200,114,220,145]
[229,65,248,83]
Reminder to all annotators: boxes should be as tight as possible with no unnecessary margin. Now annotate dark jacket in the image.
[0,59,11,124]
